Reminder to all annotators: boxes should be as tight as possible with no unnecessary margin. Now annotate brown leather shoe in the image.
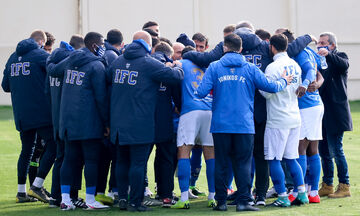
[328,183,351,198]
[318,182,334,197]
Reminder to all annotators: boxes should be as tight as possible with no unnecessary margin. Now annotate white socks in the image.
[208,192,215,200]
[310,190,318,197]
[86,193,96,204]
[61,193,71,204]
[181,191,189,202]
[298,185,306,193]
[18,184,26,193]
[33,177,44,188]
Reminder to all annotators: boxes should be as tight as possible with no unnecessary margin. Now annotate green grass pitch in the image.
[1,102,360,215]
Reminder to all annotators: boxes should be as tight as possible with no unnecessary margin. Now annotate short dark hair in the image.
[280,29,295,43]
[192,32,208,46]
[45,32,55,46]
[154,42,174,57]
[152,37,160,48]
[223,24,236,34]
[255,29,271,41]
[143,21,159,30]
[270,34,288,52]
[84,32,103,49]
[143,28,159,38]
[159,37,172,47]
[107,29,123,45]
[181,45,195,56]
[69,34,85,50]
[224,33,242,52]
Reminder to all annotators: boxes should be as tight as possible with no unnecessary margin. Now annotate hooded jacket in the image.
[46,41,74,138]
[105,41,121,64]
[107,40,184,145]
[152,51,181,143]
[184,29,312,123]
[2,38,51,131]
[59,47,108,141]
[195,52,287,134]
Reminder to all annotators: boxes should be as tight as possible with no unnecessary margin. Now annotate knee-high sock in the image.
[284,159,305,189]
[269,160,286,194]
[308,154,321,191]
[205,159,215,193]
[293,155,307,192]
[178,159,190,193]
[190,148,202,187]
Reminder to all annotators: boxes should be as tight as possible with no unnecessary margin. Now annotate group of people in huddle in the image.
[2,20,352,212]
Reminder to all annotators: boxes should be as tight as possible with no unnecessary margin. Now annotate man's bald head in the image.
[133,31,152,47]
[172,42,185,61]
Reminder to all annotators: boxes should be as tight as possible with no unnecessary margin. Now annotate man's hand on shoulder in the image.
[281,69,293,85]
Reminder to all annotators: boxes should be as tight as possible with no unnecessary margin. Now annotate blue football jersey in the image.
[179,59,212,115]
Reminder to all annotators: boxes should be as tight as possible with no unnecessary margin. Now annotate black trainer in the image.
[128,204,153,212]
[236,204,260,212]
[119,199,127,210]
[49,199,61,207]
[72,197,87,209]
[213,203,227,211]
[16,192,37,203]
[255,196,266,206]
[28,185,50,203]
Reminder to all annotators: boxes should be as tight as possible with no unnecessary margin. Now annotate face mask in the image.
[95,45,106,57]
[317,46,330,51]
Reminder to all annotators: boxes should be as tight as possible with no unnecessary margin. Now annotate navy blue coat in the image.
[319,49,352,133]
[105,41,121,65]
[107,40,184,145]
[151,52,182,143]
[183,32,312,123]
[59,48,108,141]
[2,38,52,132]
[46,42,74,138]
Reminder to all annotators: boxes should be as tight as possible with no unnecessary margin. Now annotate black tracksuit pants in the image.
[213,133,254,206]
[18,126,56,184]
[253,120,269,198]
[116,144,151,207]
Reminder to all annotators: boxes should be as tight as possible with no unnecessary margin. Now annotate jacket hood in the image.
[220,52,247,67]
[16,38,39,56]
[234,28,261,51]
[152,51,173,63]
[123,40,150,60]
[60,41,74,51]
[68,47,103,68]
[105,41,120,55]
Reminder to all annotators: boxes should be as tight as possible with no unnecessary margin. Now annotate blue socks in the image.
[297,155,307,178]
[205,159,215,193]
[269,160,286,194]
[178,159,191,193]
[308,154,321,190]
[61,185,71,194]
[284,158,304,187]
[86,186,96,195]
[190,148,202,186]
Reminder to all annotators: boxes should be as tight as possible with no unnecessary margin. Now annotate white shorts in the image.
[299,105,324,141]
[177,110,213,147]
[264,126,300,160]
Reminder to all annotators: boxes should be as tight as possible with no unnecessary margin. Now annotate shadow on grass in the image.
[0,106,13,121]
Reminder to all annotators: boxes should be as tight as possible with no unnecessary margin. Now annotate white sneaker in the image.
[85,200,109,210]
[144,187,153,197]
[60,201,76,211]
[266,187,277,199]
[188,189,198,199]
[107,191,115,200]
